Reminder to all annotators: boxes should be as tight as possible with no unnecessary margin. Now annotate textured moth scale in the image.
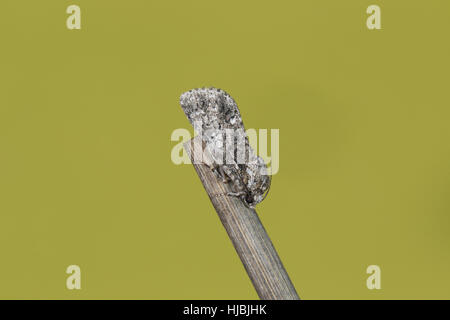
[180,87,271,208]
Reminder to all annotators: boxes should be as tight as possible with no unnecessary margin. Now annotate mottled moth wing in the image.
[179,88,245,165]
[179,87,271,207]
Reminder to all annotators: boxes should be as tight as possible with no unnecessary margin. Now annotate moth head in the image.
[246,168,271,207]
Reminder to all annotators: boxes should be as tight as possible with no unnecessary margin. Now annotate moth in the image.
[180,87,271,208]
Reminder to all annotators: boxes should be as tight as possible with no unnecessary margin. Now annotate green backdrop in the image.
[1,1,450,299]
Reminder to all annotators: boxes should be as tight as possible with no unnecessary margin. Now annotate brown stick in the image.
[184,137,300,300]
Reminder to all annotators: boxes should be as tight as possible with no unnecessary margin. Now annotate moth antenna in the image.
[260,173,272,203]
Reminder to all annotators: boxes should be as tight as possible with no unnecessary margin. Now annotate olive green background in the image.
[1,1,449,299]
